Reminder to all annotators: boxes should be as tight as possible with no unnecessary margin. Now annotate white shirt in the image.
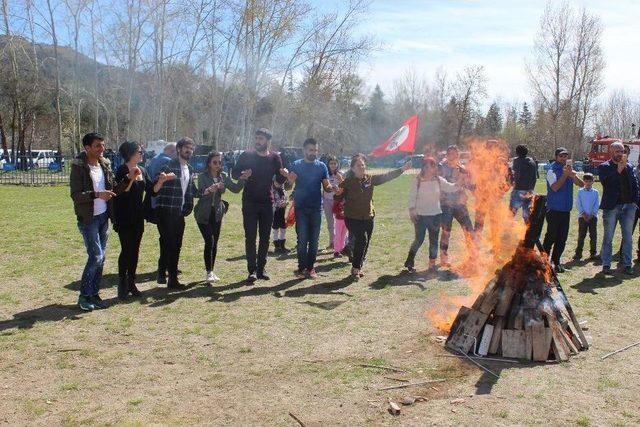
[180,163,190,208]
[89,164,107,215]
[546,169,557,186]
[408,176,459,216]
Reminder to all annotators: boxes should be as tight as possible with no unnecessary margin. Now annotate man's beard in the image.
[255,143,267,152]
[306,154,317,161]
[179,151,192,161]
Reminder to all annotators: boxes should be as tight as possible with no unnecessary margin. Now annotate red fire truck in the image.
[584,134,640,174]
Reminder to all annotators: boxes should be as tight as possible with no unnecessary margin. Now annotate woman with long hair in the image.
[322,156,342,251]
[405,157,459,272]
[194,151,249,282]
[335,154,411,280]
[113,141,154,300]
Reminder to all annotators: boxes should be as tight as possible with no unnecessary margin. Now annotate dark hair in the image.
[326,155,339,175]
[350,153,367,168]
[446,145,459,153]
[515,144,528,157]
[118,140,141,162]
[419,157,437,178]
[82,132,104,147]
[303,138,317,148]
[176,137,195,150]
[255,128,272,140]
[206,150,222,171]
[583,173,594,181]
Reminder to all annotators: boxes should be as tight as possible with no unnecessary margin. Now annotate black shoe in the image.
[554,264,566,273]
[157,270,167,284]
[602,266,614,275]
[257,270,270,280]
[128,278,142,297]
[91,294,108,309]
[589,254,601,261]
[572,254,582,261]
[247,272,258,283]
[624,266,634,276]
[78,295,95,311]
[167,278,185,290]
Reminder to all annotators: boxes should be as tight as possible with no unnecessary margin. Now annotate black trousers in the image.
[156,224,166,275]
[117,223,144,279]
[157,209,185,280]
[197,215,222,272]
[242,200,273,274]
[543,210,570,265]
[575,216,597,257]
[345,218,374,269]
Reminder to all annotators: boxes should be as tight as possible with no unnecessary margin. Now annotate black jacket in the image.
[512,156,537,191]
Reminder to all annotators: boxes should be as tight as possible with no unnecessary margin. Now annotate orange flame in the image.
[426,138,528,332]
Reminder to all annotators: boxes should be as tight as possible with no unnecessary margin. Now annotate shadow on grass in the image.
[367,268,461,290]
[297,299,348,310]
[64,271,159,291]
[0,304,83,332]
[571,273,624,294]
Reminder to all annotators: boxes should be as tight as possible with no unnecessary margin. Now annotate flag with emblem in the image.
[369,115,418,157]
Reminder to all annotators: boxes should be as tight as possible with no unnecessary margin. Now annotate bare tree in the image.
[451,65,487,141]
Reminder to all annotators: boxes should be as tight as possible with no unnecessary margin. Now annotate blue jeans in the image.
[77,212,109,297]
[409,214,441,260]
[295,207,322,271]
[601,203,637,268]
[509,190,533,221]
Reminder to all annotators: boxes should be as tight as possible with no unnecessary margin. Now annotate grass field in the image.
[1,175,639,426]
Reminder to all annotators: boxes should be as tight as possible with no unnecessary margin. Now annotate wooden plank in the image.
[488,316,505,355]
[477,324,494,356]
[545,313,570,361]
[550,287,589,349]
[494,287,515,317]
[501,329,527,359]
[476,280,501,314]
[531,320,551,361]
[523,309,536,360]
[513,307,524,330]
[445,307,489,354]
[472,278,497,312]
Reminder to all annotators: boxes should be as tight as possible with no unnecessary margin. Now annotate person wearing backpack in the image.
[405,157,459,272]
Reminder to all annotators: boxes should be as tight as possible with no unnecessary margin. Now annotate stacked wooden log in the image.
[445,245,589,362]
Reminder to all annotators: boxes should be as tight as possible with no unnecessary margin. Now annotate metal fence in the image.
[0,154,222,186]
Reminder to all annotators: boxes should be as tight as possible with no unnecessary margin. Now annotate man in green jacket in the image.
[70,133,117,311]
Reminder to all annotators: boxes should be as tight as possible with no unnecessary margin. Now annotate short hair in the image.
[118,140,141,162]
[163,142,177,154]
[446,145,459,153]
[176,137,195,150]
[205,151,222,168]
[583,172,594,181]
[610,142,624,151]
[255,128,272,140]
[303,138,317,148]
[350,153,367,168]
[82,132,104,147]
[515,144,528,157]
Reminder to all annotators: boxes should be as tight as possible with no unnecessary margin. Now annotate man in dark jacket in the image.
[70,133,117,311]
[598,142,640,275]
[232,128,288,283]
[153,137,196,289]
[509,144,537,222]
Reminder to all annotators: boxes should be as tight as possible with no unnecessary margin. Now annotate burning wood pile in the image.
[445,196,589,361]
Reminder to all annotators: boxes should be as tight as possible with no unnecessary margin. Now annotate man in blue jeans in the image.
[598,142,640,275]
[288,138,336,279]
[70,133,117,311]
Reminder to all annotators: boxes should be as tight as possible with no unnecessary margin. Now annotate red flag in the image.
[369,115,418,157]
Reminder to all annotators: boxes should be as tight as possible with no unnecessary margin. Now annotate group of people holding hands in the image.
[69,129,640,313]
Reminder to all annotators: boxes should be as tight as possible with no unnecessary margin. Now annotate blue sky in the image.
[334,0,640,104]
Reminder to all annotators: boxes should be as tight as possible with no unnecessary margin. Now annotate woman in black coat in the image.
[113,141,154,300]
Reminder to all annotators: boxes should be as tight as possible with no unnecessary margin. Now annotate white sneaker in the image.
[210,272,220,282]
[206,271,215,282]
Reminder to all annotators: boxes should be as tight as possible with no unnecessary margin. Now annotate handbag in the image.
[214,200,229,222]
